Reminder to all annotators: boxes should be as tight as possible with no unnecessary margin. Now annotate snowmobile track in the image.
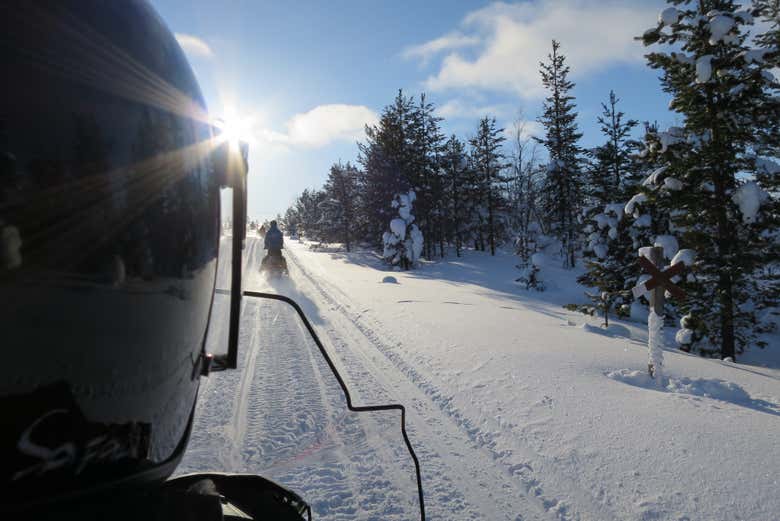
[285,248,563,520]
[286,245,624,521]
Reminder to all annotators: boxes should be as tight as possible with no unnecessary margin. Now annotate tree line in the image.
[282,0,779,360]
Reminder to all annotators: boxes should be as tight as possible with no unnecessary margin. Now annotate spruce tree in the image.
[440,135,470,257]
[578,92,641,318]
[408,93,445,259]
[321,161,360,251]
[639,0,779,359]
[469,117,508,256]
[536,40,584,268]
[752,0,780,346]
[358,90,414,246]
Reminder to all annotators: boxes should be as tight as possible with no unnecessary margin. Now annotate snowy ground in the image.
[179,236,780,521]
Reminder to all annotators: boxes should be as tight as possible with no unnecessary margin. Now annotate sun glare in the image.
[214,110,254,147]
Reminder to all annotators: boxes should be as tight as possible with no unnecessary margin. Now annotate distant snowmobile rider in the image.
[262,220,287,271]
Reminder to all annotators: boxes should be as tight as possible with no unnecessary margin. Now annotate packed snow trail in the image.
[179,236,562,520]
[179,236,421,519]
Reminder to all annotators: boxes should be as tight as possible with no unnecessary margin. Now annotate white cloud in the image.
[435,98,513,119]
[503,118,544,142]
[263,104,379,148]
[402,33,481,63]
[175,33,214,58]
[412,0,660,98]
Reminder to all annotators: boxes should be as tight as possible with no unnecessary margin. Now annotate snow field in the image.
[287,239,780,521]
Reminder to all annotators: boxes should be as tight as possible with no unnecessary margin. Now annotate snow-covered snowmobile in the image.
[0,2,425,520]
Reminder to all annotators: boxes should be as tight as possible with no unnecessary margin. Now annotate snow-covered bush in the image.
[515,222,547,291]
[515,252,546,291]
[382,191,423,269]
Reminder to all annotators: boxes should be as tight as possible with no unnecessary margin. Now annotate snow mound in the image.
[606,370,780,414]
[579,322,632,338]
[381,276,398,284]
[675,328,694,345]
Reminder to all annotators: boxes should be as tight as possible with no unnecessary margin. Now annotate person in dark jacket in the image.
[262,220,287,272]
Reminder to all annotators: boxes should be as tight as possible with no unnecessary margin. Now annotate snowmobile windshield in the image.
[175,235,422,519]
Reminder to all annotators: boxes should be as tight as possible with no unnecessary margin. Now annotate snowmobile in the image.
[260,251,289,277]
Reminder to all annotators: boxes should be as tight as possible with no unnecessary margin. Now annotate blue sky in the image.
[151,0,677,220]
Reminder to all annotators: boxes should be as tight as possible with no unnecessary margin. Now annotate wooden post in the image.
[634,247,687,379]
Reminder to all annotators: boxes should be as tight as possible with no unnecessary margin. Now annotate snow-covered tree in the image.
[383,190,423,269]
[639,0,779,359]
[578,92,642,318]
[291,188,327,240]
[753,0,780,330]
[536,40,584,268]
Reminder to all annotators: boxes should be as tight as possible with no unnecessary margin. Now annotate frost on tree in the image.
[382,190,424,270]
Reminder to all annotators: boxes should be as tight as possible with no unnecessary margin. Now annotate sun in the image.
[214,109,254,147]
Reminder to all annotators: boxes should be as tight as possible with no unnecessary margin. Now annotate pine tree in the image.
[461,151,485,252]
[358,90,414,246]
[587,91,640,205]
[578,92,641,318]
[321,161,360,251]
[440,135,470,257]
[536,40,584,268]
[469,116,508,256]
[639,0,779,359]
[408,93,445,259]
[293,188,327,240]
[752,0,780,346]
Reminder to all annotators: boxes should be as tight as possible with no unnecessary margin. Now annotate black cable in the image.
[243,290,426,521]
